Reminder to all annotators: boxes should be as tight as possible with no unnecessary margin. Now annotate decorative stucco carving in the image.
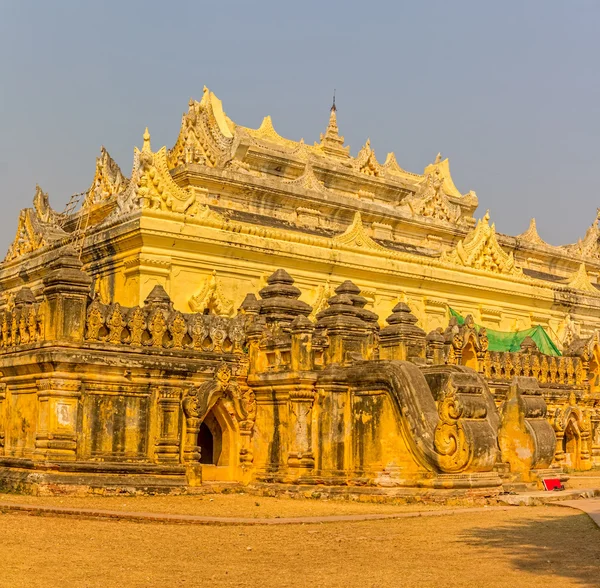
[84,147,129,207]
[5,186,68,262]
[189,271,235,316]
[517,218,546,246]
[332,212,388,253]
[568,263,599,294]
[116,129,204,216]
[168,86,235,169]
[404,167,461,223]
[441,211,522,275]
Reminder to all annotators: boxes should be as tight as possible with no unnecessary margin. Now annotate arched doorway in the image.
[198,412,222,465]
[197,403,238,481]
[462,339,479,371]
[562,417,581,469]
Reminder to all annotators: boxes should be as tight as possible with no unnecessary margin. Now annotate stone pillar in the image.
[155,388,182,463]
[287,382,317,470]
[42,246,92,343]
[379,302,426,362]
[181,387,202,463]
[291,315,314,372]
[315,281,374,365]
[426,329,446,365]
[35,378,81,461]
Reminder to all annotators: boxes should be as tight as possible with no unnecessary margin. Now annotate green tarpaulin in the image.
[448,308,561,356]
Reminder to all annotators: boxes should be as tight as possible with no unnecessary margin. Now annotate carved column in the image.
[286,316,317,470]
[35,378,81,461]
[155,388,182,463]
[182,387,201,463]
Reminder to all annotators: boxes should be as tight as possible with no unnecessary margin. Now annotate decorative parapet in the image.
[0,288,44,349]
[85,284,247,354]
[481,349,584,386]
[441,211,522,275]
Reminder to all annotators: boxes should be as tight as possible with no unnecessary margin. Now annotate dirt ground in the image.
[0,491,458,518]
[1,505,599,588]
[564,472,600,490]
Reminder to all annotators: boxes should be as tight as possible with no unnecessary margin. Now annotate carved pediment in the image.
[308,281,333,320]
[354,140,382,177]
[5,206,67,262]
[116,129,217,217]
[33,185,62,225]
[561,214,600,260]
[284,163,327,193]
[423,156,478,206]
[189,271,235,316]
[441,211,522,275]
[567,263,598,294]
[517,218,546,246]
[84,147,129,207]
[167,87,235,169]
[332,212,389,253]
[404,168,461,223]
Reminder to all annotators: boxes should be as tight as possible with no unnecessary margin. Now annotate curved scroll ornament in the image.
[433,388,470,472]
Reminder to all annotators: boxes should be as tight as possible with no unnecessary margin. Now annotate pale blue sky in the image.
[1,0,598,254]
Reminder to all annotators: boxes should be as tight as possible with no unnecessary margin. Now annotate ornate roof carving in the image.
[423,156,478,205]
[5,187,68,262]
[246,115,300,151]
[517,218,546,246]
[382,152,415,177]
[189,271,235,316]
[404,167,461,223]
[567,263,598,294]
[309,281,333,320]
[116,129,205,216]
[561,213,600,260]
[354,140,383,177]
[332,212,388,253]
[283,163,328,193]
[84,147,129,207]
[441,211,522,275]
[167,87,235,169]
[33,185,62,225]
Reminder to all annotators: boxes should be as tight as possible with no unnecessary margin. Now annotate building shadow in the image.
[459,510,600,586]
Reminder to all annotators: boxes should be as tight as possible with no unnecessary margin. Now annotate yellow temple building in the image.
[0,87,599,497]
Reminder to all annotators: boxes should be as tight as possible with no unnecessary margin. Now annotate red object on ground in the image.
[543,478,563,491]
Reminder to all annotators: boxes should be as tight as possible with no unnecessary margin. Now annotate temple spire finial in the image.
[317,90,350,159]
[142,127,151,153]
